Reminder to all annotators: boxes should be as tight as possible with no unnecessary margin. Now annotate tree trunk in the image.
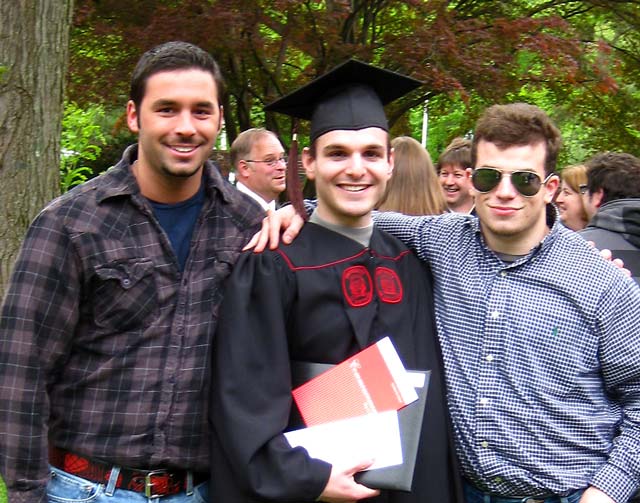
[0,0,74,298]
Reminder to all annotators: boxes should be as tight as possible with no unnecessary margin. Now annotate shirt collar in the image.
[96,144,236,205]
[470,203,562,264]
[235,182,275,211]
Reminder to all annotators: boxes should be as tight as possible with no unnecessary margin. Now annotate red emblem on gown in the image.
[342,266,373,307]
[375,267,403,304]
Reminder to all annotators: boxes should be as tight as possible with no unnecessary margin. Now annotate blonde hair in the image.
[561,164,587,194]
[558,164,589,223]
[378,136,447,215]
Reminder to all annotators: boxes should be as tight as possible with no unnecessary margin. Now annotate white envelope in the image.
[284,409,402,471]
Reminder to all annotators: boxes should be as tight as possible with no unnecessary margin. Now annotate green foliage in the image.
[403,93,483,162]
[0,474,6,503]
[67,26,132,105]
[68,0,640,159]
[60,102,107,192]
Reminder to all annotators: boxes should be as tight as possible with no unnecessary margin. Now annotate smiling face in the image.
[555,181,588,231]
[240,134,287,203]
[126,68,222,202]
[472,140,558,255]
[438,163,474,212]
[303,127,393,227]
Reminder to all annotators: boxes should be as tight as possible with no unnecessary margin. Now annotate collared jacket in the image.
[580,198,640,284]
[0,145,263,502]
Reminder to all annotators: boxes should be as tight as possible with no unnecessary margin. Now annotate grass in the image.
[0,475,6,503]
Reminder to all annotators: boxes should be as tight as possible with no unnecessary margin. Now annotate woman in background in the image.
[555,164,589,231]
[378,136,447,215]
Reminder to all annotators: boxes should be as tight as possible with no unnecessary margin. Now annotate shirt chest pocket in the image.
[92,258,157,333]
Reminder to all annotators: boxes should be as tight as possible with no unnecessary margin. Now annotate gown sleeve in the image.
[210,249,332,502]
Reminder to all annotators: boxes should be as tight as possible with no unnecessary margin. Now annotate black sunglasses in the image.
[471,168,552,197]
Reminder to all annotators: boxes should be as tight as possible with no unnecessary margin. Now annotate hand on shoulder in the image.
[589,242,631,277]
[243,206,306,252]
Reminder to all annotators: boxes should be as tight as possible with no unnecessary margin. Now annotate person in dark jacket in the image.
[580,151,640,283]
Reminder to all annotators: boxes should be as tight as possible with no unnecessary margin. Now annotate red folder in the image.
[291,337,418,426]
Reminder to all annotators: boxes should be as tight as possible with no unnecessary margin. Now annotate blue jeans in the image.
[463,480,584,503]
[47,466,209,503]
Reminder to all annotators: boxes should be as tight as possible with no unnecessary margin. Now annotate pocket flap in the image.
[94,258,154,290]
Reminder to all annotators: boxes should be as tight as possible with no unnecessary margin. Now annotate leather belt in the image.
[49,446,207,498]
[463,480,584,503]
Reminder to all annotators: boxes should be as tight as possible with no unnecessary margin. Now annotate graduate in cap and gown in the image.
[209,60,462,503]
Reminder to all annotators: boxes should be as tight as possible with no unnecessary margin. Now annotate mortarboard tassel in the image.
[286,127,309,221]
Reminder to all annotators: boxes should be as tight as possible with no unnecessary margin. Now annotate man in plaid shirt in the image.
[0,41,263,503]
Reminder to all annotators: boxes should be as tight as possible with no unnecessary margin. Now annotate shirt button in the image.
[494,476,503,483]
[491,310,500,319]
[486,354,494,362]
[122,278,131,287]
[480,397,489,405]
[481,441,489,448]
[500,271,507,277]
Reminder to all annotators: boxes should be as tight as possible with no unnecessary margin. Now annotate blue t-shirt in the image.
[149,184,205,271]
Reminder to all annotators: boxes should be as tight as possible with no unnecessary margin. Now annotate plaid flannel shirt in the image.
[0,145,263,502]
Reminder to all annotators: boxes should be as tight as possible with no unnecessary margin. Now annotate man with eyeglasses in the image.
[231,128,287,211]
[259,103,640,503]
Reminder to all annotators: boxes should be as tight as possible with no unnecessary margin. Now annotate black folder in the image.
[289,361,431,492]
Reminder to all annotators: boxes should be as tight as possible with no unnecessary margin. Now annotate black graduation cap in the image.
[265,59,422,142]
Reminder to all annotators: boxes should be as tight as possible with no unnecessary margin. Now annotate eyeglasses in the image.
[579,184,588,195]
[244,155,287,168]
[471,167,553,197]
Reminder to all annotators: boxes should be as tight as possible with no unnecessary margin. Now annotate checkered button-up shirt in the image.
[0,145,263,502]
[373,209,640,503]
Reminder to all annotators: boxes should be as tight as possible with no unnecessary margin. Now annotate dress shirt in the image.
[236,181,276,211]
[372,209,640,503]
[0,145,264,502]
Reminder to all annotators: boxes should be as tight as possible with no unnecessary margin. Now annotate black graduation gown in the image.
[210,223,461,503]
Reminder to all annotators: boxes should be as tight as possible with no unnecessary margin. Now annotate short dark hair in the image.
[585,152,640,204]
[437,137,472,173]
[471,103,562,176]
[129,41,225,112]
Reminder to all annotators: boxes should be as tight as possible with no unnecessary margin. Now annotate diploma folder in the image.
[292,337,419,426]
[290,361,430,492]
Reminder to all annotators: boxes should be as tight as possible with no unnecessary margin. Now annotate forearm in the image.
[589,464,637,503]
[591,283,640,502]
[372,210,434,257]
[0,293,52,501]
[0,218,80,500]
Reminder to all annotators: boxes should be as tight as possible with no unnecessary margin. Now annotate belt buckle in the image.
[144,469,171,499]
[521,499,546,503]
